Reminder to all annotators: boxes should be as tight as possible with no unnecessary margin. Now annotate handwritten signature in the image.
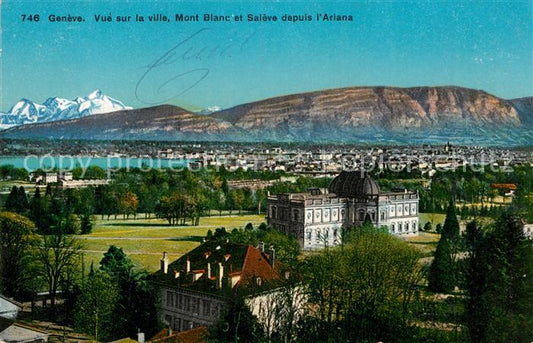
[135,28,255,105]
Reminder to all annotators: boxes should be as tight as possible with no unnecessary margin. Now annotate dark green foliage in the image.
[0,165,29,180]
[80,213,93,234]
[429,236,455,293]
[30,187,50,232]
[4,186,29,213]
[212,296,265,342]
[98,246,160,339]
[442,199,460,242]
[423,222,433,231]
[463,213,533,343]
[99,245,134,276]
[436,223,443,234]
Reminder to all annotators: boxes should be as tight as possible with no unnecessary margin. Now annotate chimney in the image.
[218,262,224,289]
[267,246,275,268]
[137,332,145,343]
[207,262,211,279]
[173,269,180,279]
[258,241,264,252]
[186,257,191,273]
[160,252,169,274]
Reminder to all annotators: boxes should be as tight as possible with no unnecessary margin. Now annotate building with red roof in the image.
[151,241,295,333]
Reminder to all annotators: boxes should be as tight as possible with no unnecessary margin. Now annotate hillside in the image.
[2,86,531,145]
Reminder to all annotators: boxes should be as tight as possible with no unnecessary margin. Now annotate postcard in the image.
[0,1,531,342]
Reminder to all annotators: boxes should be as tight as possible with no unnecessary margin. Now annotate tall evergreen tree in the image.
[17,187,29,212]
[30,187,49,233]
[442,198,460,242]
[4,186,19,212]
[463,220,489,342]
[4,186,29,213]
[428,236,455,293]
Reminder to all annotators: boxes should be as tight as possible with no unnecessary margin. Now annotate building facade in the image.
[267,171,419,249]
[152,242,292,333]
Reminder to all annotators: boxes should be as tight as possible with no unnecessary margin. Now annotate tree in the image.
[4,186,19,212]
[0,212,38,298]
[302,226,423,342]
[463,213,533,343]
[99,246,160,339]
[99,245,134,277]
[37,226,82,310]
[74,271,119,341]
[16,186,29,212]
[442,199,460,242]
[80,212,94,234]
[30,187,51,233]
[423,222,433,232]
[4,186,29,213]
[118,190,138,219]
[428,235,455,293]
[463,220,488,343]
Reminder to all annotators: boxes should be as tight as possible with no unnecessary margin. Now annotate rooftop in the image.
[151,241,286,297]
[328,171,380,198]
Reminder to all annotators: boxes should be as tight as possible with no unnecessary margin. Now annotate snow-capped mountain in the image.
[196,106,222,115]
[0,90,132,129]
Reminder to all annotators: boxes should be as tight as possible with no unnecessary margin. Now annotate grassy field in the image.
[403,231,441,256]
[419,212,446,228]
[76,214,266,272]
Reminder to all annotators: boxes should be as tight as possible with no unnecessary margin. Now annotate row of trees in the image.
[416,165,532,213]
[4,185,95,234]
[4,163,530,225]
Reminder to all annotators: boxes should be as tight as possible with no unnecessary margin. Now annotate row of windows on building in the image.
[164,314,204,332]
[165,290,222,319]
[390,221,418,234]
[389,203,417,217]
[305,227,340,244]
[270,206,346,224]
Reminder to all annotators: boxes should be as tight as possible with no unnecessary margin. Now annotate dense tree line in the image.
[461,214,533,343]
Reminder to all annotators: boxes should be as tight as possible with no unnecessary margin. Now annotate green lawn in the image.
[76,214,266,272]
[404,231,441,255]
[419,212,446,228]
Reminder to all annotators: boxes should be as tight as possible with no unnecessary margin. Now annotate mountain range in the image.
[0,90,131,129]
[1,86,532,145]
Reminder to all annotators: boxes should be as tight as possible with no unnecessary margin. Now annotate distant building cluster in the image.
[267,172,419,249]
[31,171,110,189]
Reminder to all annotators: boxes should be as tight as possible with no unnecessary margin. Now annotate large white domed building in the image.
[267,171,419,250]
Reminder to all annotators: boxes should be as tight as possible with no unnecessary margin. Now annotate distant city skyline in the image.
[2,1,532,112]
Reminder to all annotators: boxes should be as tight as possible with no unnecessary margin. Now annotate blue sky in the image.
[1,1,532,112]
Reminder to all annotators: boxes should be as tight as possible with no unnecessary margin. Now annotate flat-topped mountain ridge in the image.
[2,86,532,145]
